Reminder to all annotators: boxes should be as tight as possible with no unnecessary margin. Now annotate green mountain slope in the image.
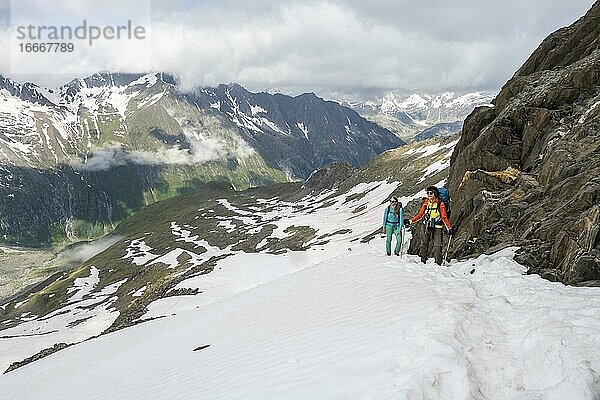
[0,136,456,344]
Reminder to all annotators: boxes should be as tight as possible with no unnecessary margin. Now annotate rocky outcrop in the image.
[446,2,600,285]
[303,162,355,194]
[0,75,55,107]
[4,343,70,374]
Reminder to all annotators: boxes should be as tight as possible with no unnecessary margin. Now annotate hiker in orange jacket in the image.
[405,186,453,265]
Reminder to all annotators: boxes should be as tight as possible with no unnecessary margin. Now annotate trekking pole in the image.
[400,224,406,257]
[443,234,453,266]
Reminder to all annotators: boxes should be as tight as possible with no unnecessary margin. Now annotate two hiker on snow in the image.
[381,185,454,265]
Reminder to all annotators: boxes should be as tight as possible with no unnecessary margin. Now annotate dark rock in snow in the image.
[303,162,355,193]
[4,343,70,374]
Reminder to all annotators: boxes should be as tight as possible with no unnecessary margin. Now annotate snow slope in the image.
[1,244,600,399]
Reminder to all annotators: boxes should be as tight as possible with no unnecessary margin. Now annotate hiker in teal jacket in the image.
[380,196,404,256]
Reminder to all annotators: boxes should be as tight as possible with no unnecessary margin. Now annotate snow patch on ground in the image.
[216,199,253,216]
[0,278,127,373]
[122,239,159,266]
[249,104,267,115]
[67,266,100,303]
[131,286,146,297]
[217,220,236,232]
[420,158,451,181]
[297,122,309,139]
[129,73,158,88]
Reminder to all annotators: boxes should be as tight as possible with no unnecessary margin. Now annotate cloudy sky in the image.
[0,0,596,99]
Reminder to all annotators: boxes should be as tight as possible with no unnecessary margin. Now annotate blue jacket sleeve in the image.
[400,208,404,228]
[382,207,388,227]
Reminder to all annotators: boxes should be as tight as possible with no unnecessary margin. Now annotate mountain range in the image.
[0,73,404,245]
[342,91,495,142]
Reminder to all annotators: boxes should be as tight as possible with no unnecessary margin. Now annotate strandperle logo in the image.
[15,19,147,46]
[9,0,152,74]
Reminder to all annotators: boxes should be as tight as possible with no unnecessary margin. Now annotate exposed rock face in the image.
[447,2,600,285]
[188,84,405,179]
[303,162,355,194]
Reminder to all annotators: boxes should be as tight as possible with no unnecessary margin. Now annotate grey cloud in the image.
[0,1,9,26]
[1,0,596,98]
[149,0,596,95]
[72,135,254,172]
[71,143,204,171]
[10,0,150,24]
[58,235,124,263]
[328,0,594,41]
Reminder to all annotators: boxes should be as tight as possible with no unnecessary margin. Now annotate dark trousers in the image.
[420,227,443,265]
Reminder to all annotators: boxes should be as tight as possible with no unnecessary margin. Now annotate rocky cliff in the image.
[446,2,600,285]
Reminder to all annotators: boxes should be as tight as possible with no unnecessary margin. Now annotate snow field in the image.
[0,275,124,373]
[1,244,600,399]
